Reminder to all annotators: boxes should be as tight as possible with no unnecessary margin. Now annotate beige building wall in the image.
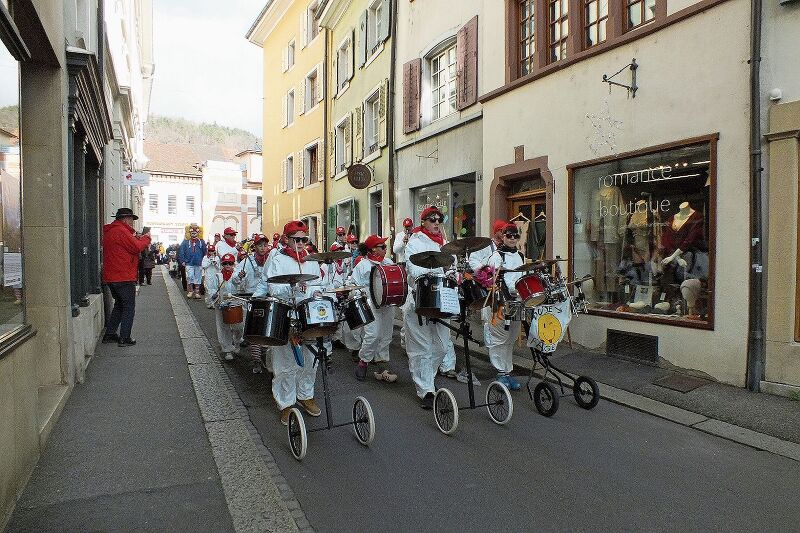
[480,0,752,386]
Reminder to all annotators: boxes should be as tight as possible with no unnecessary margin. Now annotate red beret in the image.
[402,217,413,228]
[492,219,508,235]
[336,226,346,235]
[223,227,237,236]
[283,220,307,236]
[420,205,443,221]
[220,253,236,263]
[364,235,388,249]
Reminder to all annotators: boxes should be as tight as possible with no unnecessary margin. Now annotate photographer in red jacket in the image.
[102,208,151,346]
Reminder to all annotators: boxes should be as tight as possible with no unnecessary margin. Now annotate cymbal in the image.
[497,263,544,274]
[536,258,568,264]
[440,236,492,255]
[269,273,319,284]
[324,285,365,294]
[306,251,351,263]
[409,251,454,269]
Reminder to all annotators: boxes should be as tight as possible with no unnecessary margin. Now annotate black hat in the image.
[112,208,139,220]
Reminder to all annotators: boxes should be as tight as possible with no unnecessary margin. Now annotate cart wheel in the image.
[573,376,600,410]
[434,388,459,435]
[533,381,559,417]
[486,381,514,425]
[287,408,307,460]
[352,396,376,445]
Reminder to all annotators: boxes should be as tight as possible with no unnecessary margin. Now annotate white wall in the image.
[141,177,202,244]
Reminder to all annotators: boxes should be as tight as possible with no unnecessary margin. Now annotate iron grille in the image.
[606,329,658,364]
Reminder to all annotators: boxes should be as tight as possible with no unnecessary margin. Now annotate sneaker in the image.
[439,368,458,379]
[193,293,202,299]
[186,291,193,298]
[101,333,119,344]
[374,369,398,383]
[206,303,214,309]
[117,338,136,347]
[506,375,522,391]
[280,407,291,426]
[456,369,481,386]
[222,352,234,361]
[297,398,321,417]
[421,392,434,410]
[355,360,368,381]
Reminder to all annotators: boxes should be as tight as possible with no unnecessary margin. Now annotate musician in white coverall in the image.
[232,233,272,373]
[208,253,244,362]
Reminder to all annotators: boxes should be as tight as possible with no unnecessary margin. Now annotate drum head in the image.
[370,266,384,307]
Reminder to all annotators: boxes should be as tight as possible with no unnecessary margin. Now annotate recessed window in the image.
[305,144,319,185]
[548,0,569,63]
[306,69,318,112]
[287,90,295,126]
[337,39,351,90]
[186,196,195,216]
[430,44,457,121]
[367,0,385,54]
[627,0,656,29]
[167,194,177,215]
[336,118,350,173]
[287,40,295,69]
[584,0,608,48]
[519,0,536,76]
[364,91,380,154]
[285,156,294,191]
[306,1,320,44]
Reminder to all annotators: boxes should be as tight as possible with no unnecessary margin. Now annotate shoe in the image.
[506,375,522,391]
[147,282,152,285]
[439,368,458,379]
[355,360,368,381]
[252,363,263,374]
[374,369,398,383]
[186,291,193,298]
[297,398,321,417]
[280,407,291,426]
[350,350,359,362]
[222,352,234,361]
[206,304,214,309]
[102,333,119,344]
[118,338,136,347]
[193,293,201,299]
[456,369,481,386]
[421,392,434,410]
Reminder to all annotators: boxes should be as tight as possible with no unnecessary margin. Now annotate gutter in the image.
[387,0,398,257]
[322,27,330,249]
[746,0,764,391]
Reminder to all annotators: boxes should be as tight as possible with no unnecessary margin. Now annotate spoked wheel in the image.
[486,381,514,425]
[573,376,600,410]
[352,396,376,445]
[287,407,307,460]
[434,388,459,435]
[533,381,560,417]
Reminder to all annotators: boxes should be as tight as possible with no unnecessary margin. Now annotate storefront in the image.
[411,173,477,239]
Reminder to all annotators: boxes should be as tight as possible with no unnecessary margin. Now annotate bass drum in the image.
[415,274,458,319]
[297,295,339,339]
[220,303,244,325]
[370,264,408,307]
[244,297,291,346]
[343,292,375,330]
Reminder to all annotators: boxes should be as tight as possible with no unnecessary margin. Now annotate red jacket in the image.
[102,220,151,283]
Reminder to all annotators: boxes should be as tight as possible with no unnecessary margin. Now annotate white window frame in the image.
[369,188,383,235]
[336,37,351,93]
[367,0,384,54]
[363,88,380,156]
[335,116,349,176]
[186,195,195,216]
[306,1,320,45]
[305,67,318,113]
[287,39,296,70]
[285,155,294,191]
[429,42,457,122]
[148,193,158,212]
[336,198,354,236]
[304,141,320,186]
[167,194,177,215]
[287,89,295,126]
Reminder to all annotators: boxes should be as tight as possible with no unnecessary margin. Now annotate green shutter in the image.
[350,199,359,239]
[327,205,337,250]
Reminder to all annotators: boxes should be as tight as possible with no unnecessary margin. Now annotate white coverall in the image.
[233,253,271,368]
[264,252,325,410]
[215,239,239,260]
[393,231,412,349]
[207,272,244,355]
[352,256,394,364]
[482,249,524,374]
[403,231,456,398]
[332,247,362,350]
[202,255,220,307]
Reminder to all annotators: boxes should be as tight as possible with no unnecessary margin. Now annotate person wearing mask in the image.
[216,227,239,259]
[208,253,244,361]
[102,208,152,346]
[179,224,207,299]
[202,244,220,309]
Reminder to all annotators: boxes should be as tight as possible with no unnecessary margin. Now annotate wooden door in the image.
[509,194,546,261]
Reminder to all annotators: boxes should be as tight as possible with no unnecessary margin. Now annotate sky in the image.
[150,0,265,136]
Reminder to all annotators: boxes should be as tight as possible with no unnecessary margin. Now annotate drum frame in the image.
[244,296,292,346]
[370,264,408,308]
[414,274,458,319]
[296,295,339,339]
[343,292,375,330]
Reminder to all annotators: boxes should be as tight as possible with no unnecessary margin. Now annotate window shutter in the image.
[378,0,390,43]
[353,104,363,162]
[332,53,338,93]
[282,46,288,72]
[357,10,367,67]
[317,143,324,182]
[282,94,288,128]
[298,82,306,116]
[329,130,336,177]
[378,79,388,147]
[344,115,353,167]
[402,58,421,133]
[349,30,355,80]
[316,63,324,103]
[296,151,304,188]
[327,205,338,249]
[350,199,359,239]
[281,159,287,191]
[301,12,308,49]
[456,16,479,110]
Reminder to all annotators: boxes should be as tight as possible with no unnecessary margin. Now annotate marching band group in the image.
[197,204,532,425]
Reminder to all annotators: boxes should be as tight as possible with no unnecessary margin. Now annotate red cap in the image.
[420,205,443,221]
[402,217,413,228]
[272,232,280,240]
[283,220,307,236]
[207,244,216,252]
[492,219,508,235]
[346,233,358,243]
[253,233,268,244]
[220,253,236,264]
[364,235,388,249]
[336,226,346,235]
[223,227,237,236]
[237,251,248,261]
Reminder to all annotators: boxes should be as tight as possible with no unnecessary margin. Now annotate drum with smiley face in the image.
[525,301,574,353]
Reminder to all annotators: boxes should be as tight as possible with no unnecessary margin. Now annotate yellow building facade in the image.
[248,0,327,246]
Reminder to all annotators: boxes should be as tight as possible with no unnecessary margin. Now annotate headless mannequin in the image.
[661,202,694,269]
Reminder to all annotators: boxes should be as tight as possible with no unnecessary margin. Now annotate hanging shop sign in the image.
[347,164,372,190]
[124,171,151,186]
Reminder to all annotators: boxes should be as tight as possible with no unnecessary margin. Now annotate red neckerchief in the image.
[224,237,237,247]
[413,226,444,246]
[366,253,384,263]
[222,270,233,281]
[282,247,307,263]
[254,251,267,266]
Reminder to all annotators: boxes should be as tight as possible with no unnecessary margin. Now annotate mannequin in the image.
[661,202,704,267]
[628,200,650,263]
[681,278,702,316]
[587,185,626,300]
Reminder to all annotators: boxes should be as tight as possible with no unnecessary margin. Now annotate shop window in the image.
[412,176,477,240]
[0,41,24,337]
[570,140,714,327]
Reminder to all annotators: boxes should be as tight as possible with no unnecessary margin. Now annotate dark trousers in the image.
[139,268,153,285]
[105,281,137,339]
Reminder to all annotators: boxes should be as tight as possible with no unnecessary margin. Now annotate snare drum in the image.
[415,274,459,319]
[343,292,375,330]
[515,272,550,307]
[244,297,291,346]
[220,303,244,324]
[297,295,339,339]
[370,264,408,307]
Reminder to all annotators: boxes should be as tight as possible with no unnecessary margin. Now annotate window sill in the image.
[0,324,36,361]
[335,82,350,99]
[335,169,348,180]
[362,150,381,164]
[363,42,385,69]
[585,308,714,330]
[304,182,322,191]
[303,103,321,115]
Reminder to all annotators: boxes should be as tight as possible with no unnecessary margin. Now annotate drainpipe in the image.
[387,0,398,257]
[322,27,330,249]
[746,0,764,392]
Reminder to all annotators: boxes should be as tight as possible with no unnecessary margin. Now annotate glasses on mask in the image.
[504,233,520,239]
[291,237,310,244]
[425,216,444,224]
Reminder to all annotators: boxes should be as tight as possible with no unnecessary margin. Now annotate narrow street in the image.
[177,276,800,532]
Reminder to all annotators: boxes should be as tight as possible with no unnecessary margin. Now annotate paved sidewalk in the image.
[7,270,235,532]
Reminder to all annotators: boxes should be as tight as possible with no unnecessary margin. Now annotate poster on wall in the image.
[3,251,21,286]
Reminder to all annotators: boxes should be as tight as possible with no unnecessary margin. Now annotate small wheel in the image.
[486,381,514,425]
[352,396,376,445]
[533,381,560,417]
[434,388,459,435]
[573,376,600,410]
[287,408,307,460]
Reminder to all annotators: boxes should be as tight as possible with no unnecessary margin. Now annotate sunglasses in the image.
[374,244,387,250]
[504,233,520,239]
[425,216,444,223]
[222,262,235,266]
[291,236,310,244]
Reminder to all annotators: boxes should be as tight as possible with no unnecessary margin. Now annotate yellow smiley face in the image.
[537,313,562,345]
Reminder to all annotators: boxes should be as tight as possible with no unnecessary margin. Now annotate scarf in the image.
[499,245,518,253]
[254,251,268,267]
[366,253,384,263]
[222,269,233,281]
[282,247,307,263]
[414,226,444,246]
[224,237,237,247]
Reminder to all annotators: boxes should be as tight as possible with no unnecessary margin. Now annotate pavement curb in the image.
[392,318,800,462]
[162,268,313,533]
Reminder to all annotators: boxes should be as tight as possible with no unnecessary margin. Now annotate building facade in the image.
[141,172,203,246]
[0,0,153,526]
[320,0,391,245]
[248,0,326,247]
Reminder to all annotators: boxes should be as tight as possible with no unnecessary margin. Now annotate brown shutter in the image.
[353,105,363,161]
[456,16,478,110]
[329,131,336,177]
[402,58,421,133]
